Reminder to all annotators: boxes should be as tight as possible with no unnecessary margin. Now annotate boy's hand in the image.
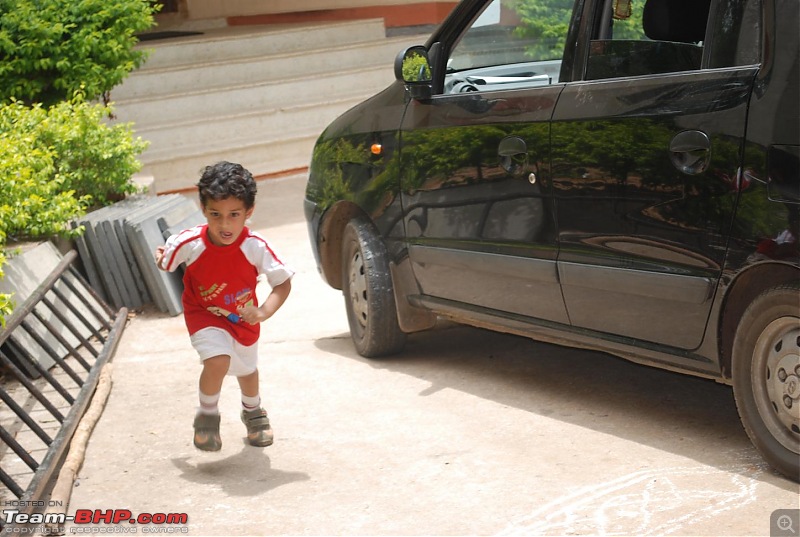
[154,246,166,270]
[237,279,292,325]
[237,304,267,325]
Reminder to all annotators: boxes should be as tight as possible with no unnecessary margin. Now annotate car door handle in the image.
[669,130,711,175]
[498,136,528,176]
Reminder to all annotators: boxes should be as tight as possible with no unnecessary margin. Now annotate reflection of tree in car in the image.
[310,134,405,222]
[676,133,751,233]
[551,118,759,242]
[399,122,550,192]
[551,119,668,190]
[309,137,371,210]
[401,51,431,82]
[400,125,508,191]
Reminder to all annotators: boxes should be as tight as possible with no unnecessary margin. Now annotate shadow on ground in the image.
[315,322,795,491]
[171,448,310,497]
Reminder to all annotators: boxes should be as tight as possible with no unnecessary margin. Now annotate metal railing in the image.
[0,250,127,531]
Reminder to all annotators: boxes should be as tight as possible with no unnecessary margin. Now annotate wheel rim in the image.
[752,316,800,455]
[348,249,369,330]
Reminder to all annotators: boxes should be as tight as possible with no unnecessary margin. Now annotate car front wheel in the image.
[341,217,406,358]
[732,283,800,481]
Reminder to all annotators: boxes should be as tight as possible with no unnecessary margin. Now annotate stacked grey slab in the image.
[73,195,205,316]
[0,242,108,376]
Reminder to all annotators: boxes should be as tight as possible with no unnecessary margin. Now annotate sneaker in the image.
[193,413,222,451]
[241,408,273,447]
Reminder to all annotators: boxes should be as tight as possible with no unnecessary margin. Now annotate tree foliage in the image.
[0,0,154,324]
[507,0,574,60]
[507,0,646,60]
[0,0,157,106]
[0,95,148,324]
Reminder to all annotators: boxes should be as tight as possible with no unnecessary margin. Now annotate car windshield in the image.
[447,0,576,73]
[447,0,648,74]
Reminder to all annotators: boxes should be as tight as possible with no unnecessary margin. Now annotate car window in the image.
[706,0,761,68]
[444,0,573,94]
[584,0,711,80]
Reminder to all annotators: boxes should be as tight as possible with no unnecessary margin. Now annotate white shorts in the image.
[189,327,259,377]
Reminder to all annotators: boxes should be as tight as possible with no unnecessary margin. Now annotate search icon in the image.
[773,510,800,536]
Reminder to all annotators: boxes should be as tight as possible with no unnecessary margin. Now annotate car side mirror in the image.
[394,45,432,100]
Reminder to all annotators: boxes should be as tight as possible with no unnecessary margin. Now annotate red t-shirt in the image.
[160,225,294,346]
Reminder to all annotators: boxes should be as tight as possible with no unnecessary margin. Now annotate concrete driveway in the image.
[65,174,799,536]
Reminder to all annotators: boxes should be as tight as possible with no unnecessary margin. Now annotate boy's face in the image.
[202,197,254,247]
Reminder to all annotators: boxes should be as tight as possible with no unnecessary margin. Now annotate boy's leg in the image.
[237,368,259,400]
[200,354,230,398]
[237,369,273,447]
[193,354,230,451]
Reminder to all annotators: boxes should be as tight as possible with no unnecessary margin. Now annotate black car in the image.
[303,0,799,481]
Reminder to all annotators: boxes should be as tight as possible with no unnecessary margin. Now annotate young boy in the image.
[155,161,293,451]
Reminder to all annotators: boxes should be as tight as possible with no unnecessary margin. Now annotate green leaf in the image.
[0,0,157,105]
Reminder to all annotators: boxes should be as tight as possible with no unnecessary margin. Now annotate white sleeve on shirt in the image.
[159,226,206,272]
[241,231,295,288]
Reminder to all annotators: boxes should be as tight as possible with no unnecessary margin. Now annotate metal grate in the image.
[0,250,127,531]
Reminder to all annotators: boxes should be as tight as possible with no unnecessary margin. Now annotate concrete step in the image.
[111,19,429,192]
[141,132,318,193]
[137,96,373,162]
[138,93,386,192]
[112,35,409,102]
[113,64,395,130]
[136,19,388,71]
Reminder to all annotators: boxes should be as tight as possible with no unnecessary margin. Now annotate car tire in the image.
[732,283,800,482]
[341,217,407,358]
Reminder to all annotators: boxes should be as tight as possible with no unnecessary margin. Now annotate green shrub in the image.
[39,97,149,207]
[0,95,148,324]
[1,95,148,211]
[0,0,157,106]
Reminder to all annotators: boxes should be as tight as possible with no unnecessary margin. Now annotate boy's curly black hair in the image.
[196,161,257,209]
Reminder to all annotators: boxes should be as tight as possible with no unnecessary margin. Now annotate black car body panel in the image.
[304,0,799,479]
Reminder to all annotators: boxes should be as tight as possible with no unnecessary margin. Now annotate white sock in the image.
[198,390,220,415]
[241,393,261,412]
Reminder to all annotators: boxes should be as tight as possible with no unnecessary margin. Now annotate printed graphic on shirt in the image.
[205,287,254,324]
[198,283,227,301]
[207,306,242,324]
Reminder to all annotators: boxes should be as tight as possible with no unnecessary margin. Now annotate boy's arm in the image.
[155,226,202,272]
[154,245,167,271]
[238,278,292,325]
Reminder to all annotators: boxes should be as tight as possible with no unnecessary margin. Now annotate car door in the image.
[552,0,761,349]
[399,0,576,324]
